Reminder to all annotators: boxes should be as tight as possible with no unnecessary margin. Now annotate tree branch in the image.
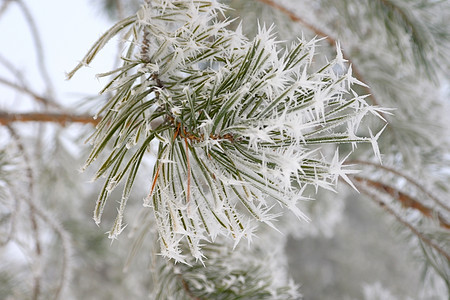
[14,0,55,96]
[353,176,450,230]
[0,112,99,126]
[353,177,450,262]
[348,160,450,212]
[0,77,61,108]
[6,126,42,300]
[7,126,73,300]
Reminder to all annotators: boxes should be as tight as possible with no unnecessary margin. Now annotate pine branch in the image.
[70,0,384,262]
[0,111,99,126]
[375,0,434,75]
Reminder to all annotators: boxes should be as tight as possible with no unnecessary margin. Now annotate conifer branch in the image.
[6,126,42,300]
[375,0,434,74]
[69,0,384,261]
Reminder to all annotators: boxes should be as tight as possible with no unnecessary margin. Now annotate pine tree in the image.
[0,0,448,299]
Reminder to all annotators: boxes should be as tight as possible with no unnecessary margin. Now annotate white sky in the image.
[0,0,118,111]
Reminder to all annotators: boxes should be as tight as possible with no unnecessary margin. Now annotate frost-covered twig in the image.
[352,176,450,262]
[0,76,61,108]
[348,160,450,212]
[353,176,450,230]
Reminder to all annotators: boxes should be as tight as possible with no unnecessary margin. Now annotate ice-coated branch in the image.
[69,0,385,262]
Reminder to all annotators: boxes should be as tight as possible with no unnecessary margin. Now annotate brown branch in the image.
[353,178,450,262]
[348,160,450,212]
[353,176,450,230]
[255,0,381,108]
[0,112,99,126]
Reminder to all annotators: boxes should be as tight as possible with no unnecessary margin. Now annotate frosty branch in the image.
[67,0,386,262]
[353,177,450,262]
[353,176,450,230]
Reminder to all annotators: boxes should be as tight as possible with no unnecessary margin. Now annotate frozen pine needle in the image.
[69,0,385,261]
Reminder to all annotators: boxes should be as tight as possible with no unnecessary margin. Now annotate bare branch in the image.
[348,160,450,212]
[0,111,99,126]
[0,77,62,108]
[353,176,450,230]
[352,177,450,262]
[14,0,55,97]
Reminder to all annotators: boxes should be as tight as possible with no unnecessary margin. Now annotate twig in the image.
[0,111,99,126]
[141,0,152,63]
[0,77,61,108]
[255,0,381,108]
[352,178,450,262]
[15,0,55,97]
[348,160,450,212]
[353,176,450,230]
[179,276,202,300]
